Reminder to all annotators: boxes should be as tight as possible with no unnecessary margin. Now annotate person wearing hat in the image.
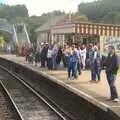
[90,45,102,83]
[104,46,119,102]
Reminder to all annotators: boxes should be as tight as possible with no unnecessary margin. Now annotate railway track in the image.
[0,81,23,120]
[0,66,70,120]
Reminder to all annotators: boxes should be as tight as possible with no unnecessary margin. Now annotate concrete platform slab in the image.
[1,54,120,116]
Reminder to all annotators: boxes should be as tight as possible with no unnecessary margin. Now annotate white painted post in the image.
[13,24,18,44]
[24,24,30,44]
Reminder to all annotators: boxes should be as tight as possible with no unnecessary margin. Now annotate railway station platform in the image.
[0,54,120,117]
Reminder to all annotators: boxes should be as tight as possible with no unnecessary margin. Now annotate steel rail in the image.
[0,81,24,120]
[0,65,73,120]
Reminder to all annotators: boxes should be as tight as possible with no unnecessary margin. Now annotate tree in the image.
[0,4,28,21]
[0,4,66,43]
[75,13,88,21]
[0,31,9,44]
[25,11,65,42]
[77,0,120,23]
[103,12,120,24]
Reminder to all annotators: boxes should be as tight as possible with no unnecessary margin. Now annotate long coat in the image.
[90,51,102,74]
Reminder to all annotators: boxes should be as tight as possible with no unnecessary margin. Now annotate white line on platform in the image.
[111,106,120,108]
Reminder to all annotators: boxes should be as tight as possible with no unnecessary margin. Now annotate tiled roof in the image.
[35,15,65,32]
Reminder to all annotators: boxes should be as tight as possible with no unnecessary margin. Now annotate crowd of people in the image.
[25,42,120,102]
[25,42,103,81]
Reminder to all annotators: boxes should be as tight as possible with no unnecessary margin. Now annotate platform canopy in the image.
[35,15,65,33]
[52,15,87,34]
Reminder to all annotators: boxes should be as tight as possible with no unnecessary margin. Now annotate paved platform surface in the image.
[1,55,120,114]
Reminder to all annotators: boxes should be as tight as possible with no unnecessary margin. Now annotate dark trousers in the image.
[41,57,46,67]
[106,72,118,99]
[91,61,101,81]
[28,54,34,64]
[35,53,40,63]
[77,61,81,75]
[52,55,57,70]
[68,62,77,78]
[26,54,29,62]
[63,56,69,68]
[47,58,53,70]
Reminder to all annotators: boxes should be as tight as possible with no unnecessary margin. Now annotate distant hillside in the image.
[77,0,120,24]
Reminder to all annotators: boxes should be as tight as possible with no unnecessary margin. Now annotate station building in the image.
[36,14,120,53]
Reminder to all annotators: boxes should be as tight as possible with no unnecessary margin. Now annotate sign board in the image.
[104,36,120,54]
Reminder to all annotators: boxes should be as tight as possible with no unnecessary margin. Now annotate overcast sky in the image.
[1,0,95,16]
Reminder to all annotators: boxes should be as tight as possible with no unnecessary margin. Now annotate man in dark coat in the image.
[40,43,48,67]
[90,46,102,83]
[104,46,119,102]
